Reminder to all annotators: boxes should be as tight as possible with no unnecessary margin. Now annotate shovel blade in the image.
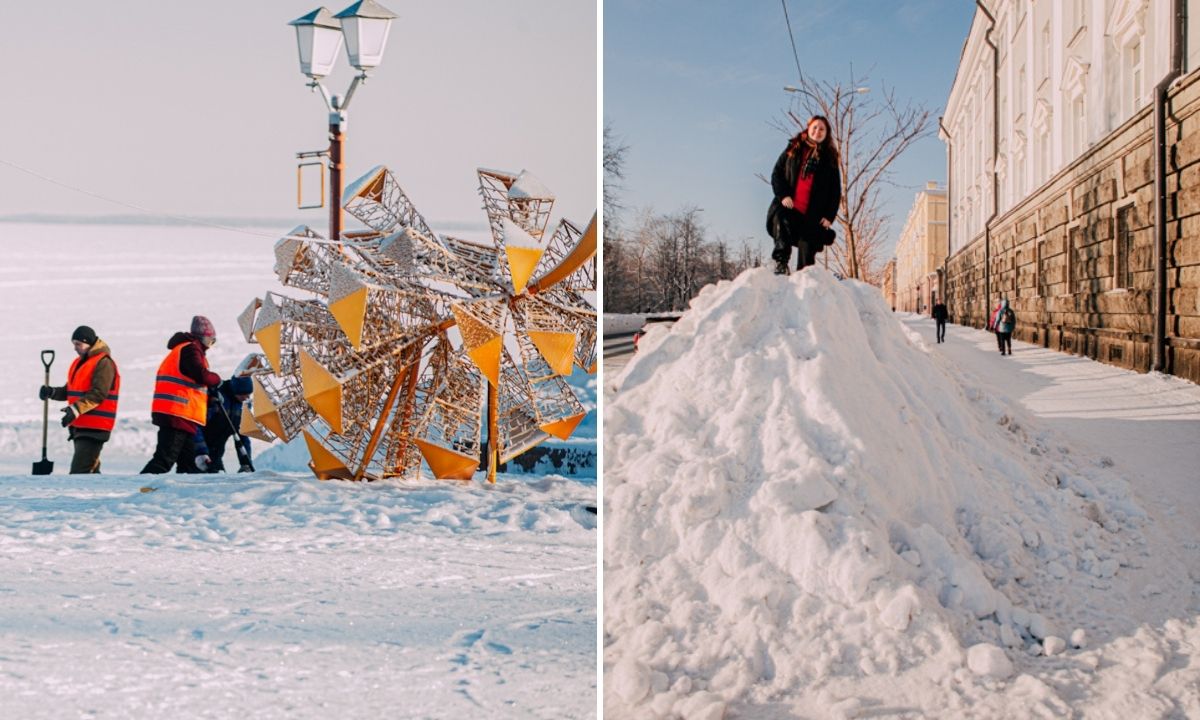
[32,459,54,475]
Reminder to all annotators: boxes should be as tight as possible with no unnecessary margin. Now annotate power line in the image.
[0,156,280,239]
[781,0,804,85]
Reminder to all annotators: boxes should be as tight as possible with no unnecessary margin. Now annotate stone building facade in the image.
[881,258,897,311]
[893,182,949,313]
[941,0,1200,382]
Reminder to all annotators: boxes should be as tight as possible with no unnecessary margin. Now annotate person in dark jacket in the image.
[931,297,949,344]
[141,316,221,473]
[995,299,1016,355]
[40,325,120,473]
[767,115,842,275]
[191,375,254,473]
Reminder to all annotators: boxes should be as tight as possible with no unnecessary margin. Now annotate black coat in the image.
[766,137,842,249]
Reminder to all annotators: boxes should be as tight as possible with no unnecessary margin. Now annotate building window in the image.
[1039,129,1051,183]
[1037,240,1047,297]
[1116,204,1135,289]
[1072,95,1086,157]
[1016,65,1026,117]
[1014,146,1026,199]
[1066,226,1076,295]
[1041,22,1051,83]
[1126,39,1144,116]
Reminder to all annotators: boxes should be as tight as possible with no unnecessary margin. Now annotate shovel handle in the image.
[41,349,55,372]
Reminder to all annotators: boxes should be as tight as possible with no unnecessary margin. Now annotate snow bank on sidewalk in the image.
[604,268,1160,718]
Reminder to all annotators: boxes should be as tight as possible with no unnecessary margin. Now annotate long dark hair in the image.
[787,115,839,165]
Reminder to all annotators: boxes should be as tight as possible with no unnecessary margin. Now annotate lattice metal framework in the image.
[240,165,596,481]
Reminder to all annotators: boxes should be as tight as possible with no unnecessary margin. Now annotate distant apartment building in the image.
[881,258,897,311]
[941,0,1200,382]
[893,182,948,313]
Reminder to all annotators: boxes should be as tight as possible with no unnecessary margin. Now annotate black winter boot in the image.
[774,260,789,275]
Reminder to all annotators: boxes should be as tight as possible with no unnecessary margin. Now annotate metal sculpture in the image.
[238,165,596,482]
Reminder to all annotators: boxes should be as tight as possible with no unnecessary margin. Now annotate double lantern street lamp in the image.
[289,0,397,241]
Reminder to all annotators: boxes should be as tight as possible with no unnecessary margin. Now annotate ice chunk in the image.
[967,643,1013,679]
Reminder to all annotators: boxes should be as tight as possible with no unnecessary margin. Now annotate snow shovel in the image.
[32,349,55,475]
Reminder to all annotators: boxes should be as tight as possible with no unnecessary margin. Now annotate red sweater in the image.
[793,145,815,214]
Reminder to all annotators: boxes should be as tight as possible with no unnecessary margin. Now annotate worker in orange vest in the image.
[39,325,120,473]
[140,316,222,473]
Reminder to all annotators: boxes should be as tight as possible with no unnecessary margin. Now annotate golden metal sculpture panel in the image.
[251,376,288,441]
[541,411,586,441]
[528,330,577,377]
[414,438,478,481]
[328,286,369,350]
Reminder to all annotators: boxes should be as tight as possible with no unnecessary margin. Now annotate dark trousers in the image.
[69,437,105,474]
[772,210,827,271]
[936,319,946,343]
[997,331,1012,354]
[204,425,237,472]
[141,426,196,474]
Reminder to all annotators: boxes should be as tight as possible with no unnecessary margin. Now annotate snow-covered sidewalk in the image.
[902,313,1200,595]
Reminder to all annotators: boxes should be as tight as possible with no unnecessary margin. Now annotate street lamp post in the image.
[289,1,397,241]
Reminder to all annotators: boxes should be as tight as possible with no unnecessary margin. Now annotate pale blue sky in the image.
[604,0,976,259]
[0,1,597,230]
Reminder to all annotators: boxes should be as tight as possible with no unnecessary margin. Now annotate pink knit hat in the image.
[191,315,216,343]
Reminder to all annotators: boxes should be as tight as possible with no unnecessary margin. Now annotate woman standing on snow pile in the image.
[140,315,222,473]
[767,114,842,275]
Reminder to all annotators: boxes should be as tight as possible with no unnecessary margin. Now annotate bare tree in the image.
[603,122,629,227]
[776,67,934,281]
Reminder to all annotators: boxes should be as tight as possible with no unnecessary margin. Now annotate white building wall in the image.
[944,0,1192,255]
[1190,0,1200,71]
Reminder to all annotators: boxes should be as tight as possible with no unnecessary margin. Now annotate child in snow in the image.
[191,375,255,473]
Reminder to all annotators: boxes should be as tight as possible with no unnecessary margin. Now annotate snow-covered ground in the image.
[603,268,1200,719]
[1,223,597,718]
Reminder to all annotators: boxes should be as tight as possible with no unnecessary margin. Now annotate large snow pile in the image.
[603,268,1191,718]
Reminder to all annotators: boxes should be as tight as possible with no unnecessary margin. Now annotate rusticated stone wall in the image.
[944,71,1200,384]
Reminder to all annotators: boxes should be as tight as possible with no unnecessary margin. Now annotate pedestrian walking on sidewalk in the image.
[987,300,1001,331]
[767,115,841,275]
[141,316,221,473]
[932,298,948,343]
[995,299,1016,355]
[39,325,120,473]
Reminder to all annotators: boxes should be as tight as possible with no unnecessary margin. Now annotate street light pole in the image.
[289,1,396,242]
[329,100,346,240]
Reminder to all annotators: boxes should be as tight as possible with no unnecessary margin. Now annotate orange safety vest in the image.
[65,353,120,432]
[150,344,208,425]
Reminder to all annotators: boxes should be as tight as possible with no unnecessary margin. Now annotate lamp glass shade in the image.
[340,16,392,70]
[295,24,345,78]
